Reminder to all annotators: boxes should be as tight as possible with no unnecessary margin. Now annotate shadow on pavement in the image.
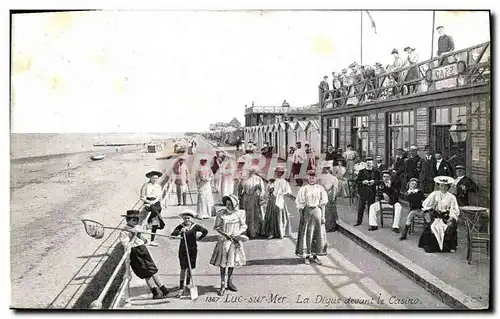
[71,244,126,309]
[246,257,303,266]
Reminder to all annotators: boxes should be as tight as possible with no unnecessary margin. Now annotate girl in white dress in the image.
[210,194,248,296]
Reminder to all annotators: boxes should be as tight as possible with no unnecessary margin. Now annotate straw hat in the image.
[121,210,141,218]
[146,171,163,178]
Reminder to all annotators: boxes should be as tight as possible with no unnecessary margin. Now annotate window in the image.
[388,110,416,165]
[352,116,369,160]
[329,118,340,150]
[434,106,466,124]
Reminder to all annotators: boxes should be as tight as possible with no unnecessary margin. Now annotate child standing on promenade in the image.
[170,210,209,297]
[119,210,170,299]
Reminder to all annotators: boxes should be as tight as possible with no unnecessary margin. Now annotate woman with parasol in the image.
[418,176,460,253]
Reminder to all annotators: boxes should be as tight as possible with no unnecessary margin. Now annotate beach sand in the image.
[10,142,175,308]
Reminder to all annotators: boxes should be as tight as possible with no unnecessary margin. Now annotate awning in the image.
[297,120,308,131]
[306,119,321,131]
[278,122,287,131]
[271,123,279,132]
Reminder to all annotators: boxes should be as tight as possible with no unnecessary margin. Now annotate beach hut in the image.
[305,120,321,154]
[295,120,309,145]
[287,121,297,150]
[278,122,288,159]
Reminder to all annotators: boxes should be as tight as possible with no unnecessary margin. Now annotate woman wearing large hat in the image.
[295,169,328,265]
[141,170,165,247]
[262,165,292,239]
[210,194,248,296]
[418,176,460,253]
[240,165,266,238]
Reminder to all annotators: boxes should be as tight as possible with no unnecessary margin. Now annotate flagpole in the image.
[430,10,436,59]
[360,11,363,65]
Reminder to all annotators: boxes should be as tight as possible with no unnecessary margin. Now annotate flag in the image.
[365,11,377,34]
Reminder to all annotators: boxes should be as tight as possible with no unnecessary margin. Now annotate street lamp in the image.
[449,119,468,143]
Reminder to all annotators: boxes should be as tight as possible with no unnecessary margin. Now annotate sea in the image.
[10,133,184,160]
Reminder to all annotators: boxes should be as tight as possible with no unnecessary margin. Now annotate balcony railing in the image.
[245,105,319,115]
[320,41,490,109]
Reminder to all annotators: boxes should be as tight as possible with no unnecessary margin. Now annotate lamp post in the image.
[357,125,368,139]
[449,119,468,143]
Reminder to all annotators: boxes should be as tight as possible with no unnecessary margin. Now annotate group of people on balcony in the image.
[319,25,456,108]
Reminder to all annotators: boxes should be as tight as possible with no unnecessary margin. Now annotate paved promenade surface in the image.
[117,137,449,310]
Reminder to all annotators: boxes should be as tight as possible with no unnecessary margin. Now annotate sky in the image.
[11,10,490,133]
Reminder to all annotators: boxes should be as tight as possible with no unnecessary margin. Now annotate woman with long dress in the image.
[332,157,349,197]
[233,157,248,209]
[263,165,292,239]
[210,194,248,296]
[295,169,329,265]
[219,156,235,198]
[318,161,340,232]
[195,159,215,219]
[241,166,266,239]
[343,145,358,179]
[418,176,460,253]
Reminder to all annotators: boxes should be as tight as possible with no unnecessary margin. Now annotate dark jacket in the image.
[437,35,455,56]
[394,155,407,176]
[171,223,208,252]
[356,168,381,200]
[434,159,455,178]
[404,190,425,211]
[456,176,478,206]
[211,156,220,174]
[325,151,338,163]
[419,157,435,194]
[405,154,421,179]
[377,179,400,205]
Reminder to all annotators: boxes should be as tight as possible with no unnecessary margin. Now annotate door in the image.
[433,125,466,166]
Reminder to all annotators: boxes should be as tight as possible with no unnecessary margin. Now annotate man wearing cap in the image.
[436,26,455,66]
[375,156,386,171]
[434,151,454,178]
[419,149,435,194]
[171,156,190,206]
[295,169,328,264]
[141,171,165,246]
[355,157,381,226]
[318,161,339,232]
[418,176,460,253]
[292,141,307,186]
[325,144,338,164]
[450,165,477,206]
[368,170,403,233]
[319,75,331,107]
[404,146,422,191]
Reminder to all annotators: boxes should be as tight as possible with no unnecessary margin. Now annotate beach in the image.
[10,134,179,308]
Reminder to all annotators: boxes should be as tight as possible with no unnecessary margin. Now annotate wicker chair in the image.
[463,208,490,265]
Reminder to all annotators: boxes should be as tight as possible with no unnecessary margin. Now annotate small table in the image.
[459,206,489,264]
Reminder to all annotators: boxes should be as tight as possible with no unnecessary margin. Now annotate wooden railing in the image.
[245,105,319,115]
[320,41,490,109]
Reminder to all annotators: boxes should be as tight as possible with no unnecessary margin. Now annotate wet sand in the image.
[10,143,173,308]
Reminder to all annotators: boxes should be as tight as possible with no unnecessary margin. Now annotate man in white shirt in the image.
[291,141,307,186]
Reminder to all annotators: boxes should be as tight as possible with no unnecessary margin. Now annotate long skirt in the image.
[263,194,292,238]
[337,179,349,197]
[325,203,338,232]
[243,193,264,238]
[418,213,458,253]
[210,237,246,267]
[197,181,215,219]
[220,174,235,198]
[295,207,328,257]
[179,246,198,269]
[130,245,158,279]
